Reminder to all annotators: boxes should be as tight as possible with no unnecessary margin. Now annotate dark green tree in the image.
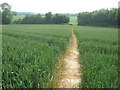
[0,3,13,24]
[20,14,45,24]
[45,12,52,24]
[13,11,17,16]
[53,14,69,24]
[77,8,118,27]
[0,11,2,24]
[19,13,69,24]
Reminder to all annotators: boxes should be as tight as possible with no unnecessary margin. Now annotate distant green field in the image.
[2,25,72,88]
[69,16,78,25]
[74,26,119,88]
[12,15,25,21]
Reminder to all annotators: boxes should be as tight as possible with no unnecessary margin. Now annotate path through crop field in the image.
[57,27,81,88]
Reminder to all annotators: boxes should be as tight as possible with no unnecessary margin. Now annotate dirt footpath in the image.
[57,28,81,88]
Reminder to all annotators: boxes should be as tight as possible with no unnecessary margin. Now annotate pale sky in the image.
[0,0,119,13]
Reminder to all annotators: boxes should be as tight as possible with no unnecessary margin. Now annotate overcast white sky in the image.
[0,0,119,13]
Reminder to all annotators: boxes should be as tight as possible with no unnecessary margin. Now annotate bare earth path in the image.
[57,28,81,88]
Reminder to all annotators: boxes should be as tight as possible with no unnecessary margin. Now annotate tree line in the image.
[0,3,69,24]
[77,8,119,27]
[0,2,120,27]
[14,12,69,24]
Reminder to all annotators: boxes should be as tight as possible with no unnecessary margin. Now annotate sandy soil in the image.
[57,28,81,88]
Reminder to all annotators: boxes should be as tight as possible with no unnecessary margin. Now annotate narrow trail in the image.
[57,27,81,88]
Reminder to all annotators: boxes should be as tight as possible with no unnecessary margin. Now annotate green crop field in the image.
[2,24,119,88]
[2,25,72,88]
[74,26,119,88]
[1,0,119,88]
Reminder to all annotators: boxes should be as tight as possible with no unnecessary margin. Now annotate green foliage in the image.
[12,15,25,24]
[2,25,72,88]
[0,3,13,24]
[74,26,119,88]
[52,14,69,24]
[21,14,45,24]
[13,13,69,24]
[45,12,52,24]
[77,8,118,27]
[0,11,2,24]
[118,8,120,28]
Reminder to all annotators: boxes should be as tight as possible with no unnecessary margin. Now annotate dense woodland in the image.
[0,3,120,27]
[14,12,69,24]
[78,8,119,27]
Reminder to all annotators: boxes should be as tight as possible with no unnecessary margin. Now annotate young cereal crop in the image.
[74,26,119,88]
[2,25,72,88]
